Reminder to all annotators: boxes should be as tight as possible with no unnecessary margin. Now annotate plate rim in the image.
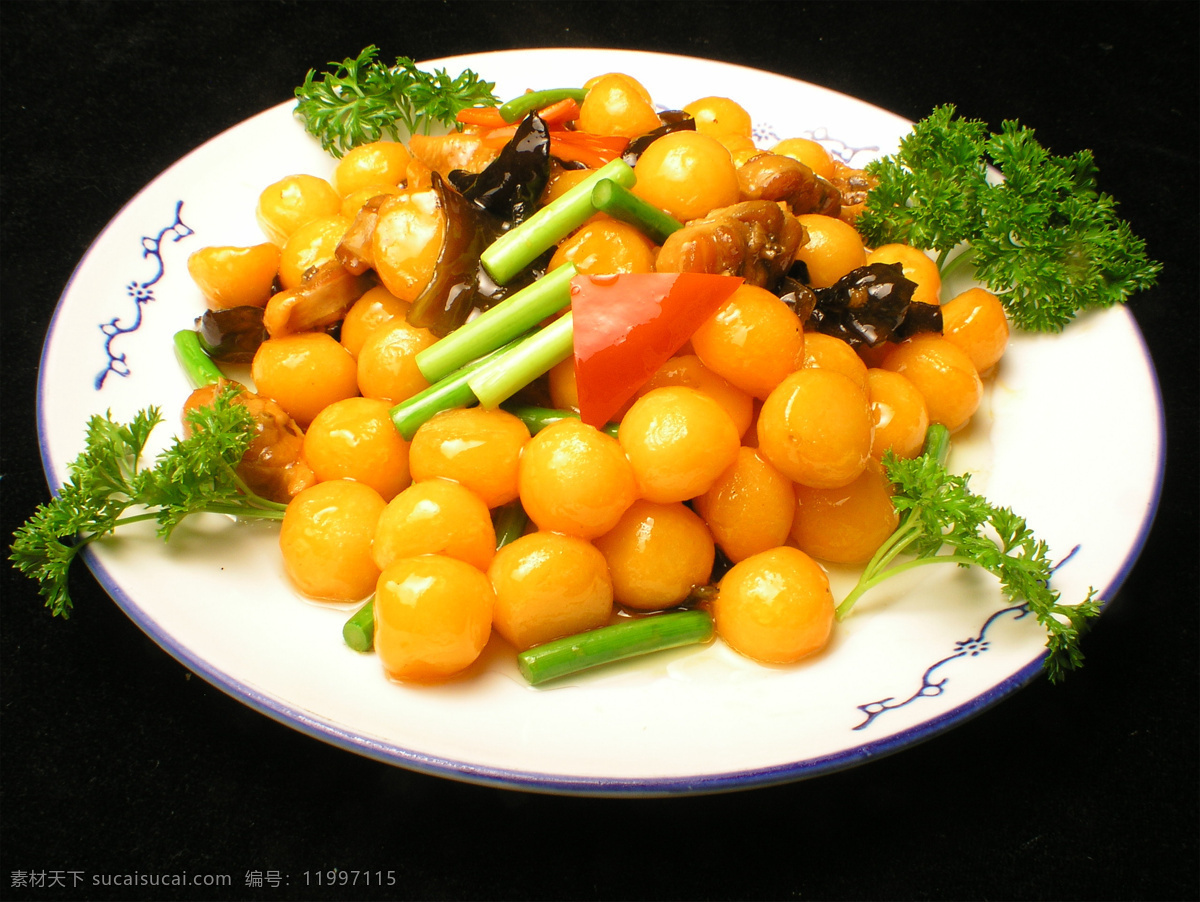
[33,47,1168,796]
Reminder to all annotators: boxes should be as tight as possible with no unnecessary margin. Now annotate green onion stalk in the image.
[498,87,588,123]
[590,179,683,244]
[517,610,715,685]
[502,405,620,439]
[415,263,577,384]
[481,158,636,284]
[173,329,226,388]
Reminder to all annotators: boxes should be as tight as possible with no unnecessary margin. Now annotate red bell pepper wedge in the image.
[571,273,745,428]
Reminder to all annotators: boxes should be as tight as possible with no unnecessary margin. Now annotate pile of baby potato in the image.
[185,72,1011,683]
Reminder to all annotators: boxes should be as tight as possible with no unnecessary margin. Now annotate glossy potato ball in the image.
[540,168,594,206]
[593,499,715,611]
[549,219,657,275]
[582,71,654,102]
[333,141,412,196]
[683,96,753,138]
[373,479,496,572]
[251,332,359,429]
[339,285,411,358]
[487,532,613,650]
[715,132,761,168]
[302,397,411,501]
[636,354,754,438]
[696,447,796,563]
[374,554,494,682]
[279,479,386,602]
[866,368,929,460]
[187,243,280,310]
[712,546,835,665]
[790,461,899,564]
[408,406,531,508]
[547,357,581,411]
[881,335,983,433]
[278,214,351,289]
[257,174,342,246]
[356,318,437,404]
[865,243,942,306]
[757,367,872,489]
[940,287,1010,373]
[633,130,740,222]
[618,386,740,503]
[518,419,638,539]
[690,284,805,400]
[578,73,661,138]
[801,331,868,390]
[771,137,836,180]
[793,214,867,289]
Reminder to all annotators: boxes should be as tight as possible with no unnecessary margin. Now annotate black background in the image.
[2,2,1197,900]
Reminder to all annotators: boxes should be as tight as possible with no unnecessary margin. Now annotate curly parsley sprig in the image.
[9,388,287,618]
[837,425,1101,682]
[294,45,498,158]
[857,104,1161,332]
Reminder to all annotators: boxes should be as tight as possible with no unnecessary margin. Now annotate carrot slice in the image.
[456,107,508,128]
[537,97,581,126]
[549,132,630,168]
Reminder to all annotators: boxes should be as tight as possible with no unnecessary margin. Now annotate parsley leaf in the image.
[9,388,287,617]
[857,105,1161,331]
[294,45,498,158]
[837,425,1102,681]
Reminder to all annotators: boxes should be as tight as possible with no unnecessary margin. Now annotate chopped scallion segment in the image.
[499,88,588,123]
[502,404,620,439]
[343,599,375,653]
[590,178,683,244]
[389,333,531,440]
[415,264,577,383]
[517,610,715,685]
[467,312,575,409]
[492,500,529,549]
[173,329,225,389]
[480,159,636,284]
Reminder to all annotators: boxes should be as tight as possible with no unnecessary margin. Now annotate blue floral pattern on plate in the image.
[95,200,194,389]
[853,546,1084,730]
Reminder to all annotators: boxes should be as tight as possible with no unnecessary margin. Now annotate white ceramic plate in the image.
[37,49,1163,795]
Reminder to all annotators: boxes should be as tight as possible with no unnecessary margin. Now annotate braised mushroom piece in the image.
[182,382,317,504]
[335,193,389,276]
[737,152,842,218]
[262,259,375,339]
[654,199,807,290]
[827,161,878,223]
[194,305,269,364]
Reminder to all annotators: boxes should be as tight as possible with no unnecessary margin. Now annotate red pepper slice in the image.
[571,273,744,428]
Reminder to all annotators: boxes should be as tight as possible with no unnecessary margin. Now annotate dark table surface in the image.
[2,3,1197,900]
